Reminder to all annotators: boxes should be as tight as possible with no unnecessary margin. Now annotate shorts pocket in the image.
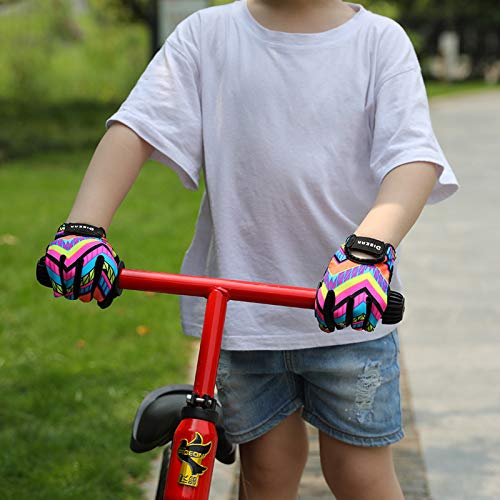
[390,329,400,355]
[216,349,231,387]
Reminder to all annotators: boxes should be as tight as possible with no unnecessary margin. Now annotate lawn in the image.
[426,80,499,98]
[0,150,203,499]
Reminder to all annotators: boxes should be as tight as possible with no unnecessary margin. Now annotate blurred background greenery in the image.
[1,0,499,498]
[1,0,499,162]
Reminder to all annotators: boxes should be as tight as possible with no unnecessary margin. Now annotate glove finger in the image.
[362,296,377,332]
[97,258,123,309]
[78,258,95,303]
[315,283,332,332]
[58,255,69,298]
[44,254,64,298]
[95,248,120,306]
[315,315,330,332]
[100,252,119,297]
[314,281,335,333]
[351,294,367,331]
[36,257,52,288]
[46,239,74,299]
[73,259,83,300]
[62,257,82,301]
[333,296,353,330]
[91,255,105,302]
[322,289,337,332]
[98,290,115,310]
[370,296,385,325]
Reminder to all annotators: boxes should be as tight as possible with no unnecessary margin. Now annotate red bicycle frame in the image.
[118,269,316,500]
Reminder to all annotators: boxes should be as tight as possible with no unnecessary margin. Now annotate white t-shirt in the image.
[107,1,458,350]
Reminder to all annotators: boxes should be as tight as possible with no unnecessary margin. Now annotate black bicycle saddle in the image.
[130,384,236,465]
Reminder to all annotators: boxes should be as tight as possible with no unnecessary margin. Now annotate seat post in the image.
[193,287,229,398]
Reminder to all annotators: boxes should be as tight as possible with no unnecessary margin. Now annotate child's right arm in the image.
[38,123,153,308]
[68,123,153,231]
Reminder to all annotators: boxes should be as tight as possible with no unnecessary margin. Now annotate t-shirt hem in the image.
[106,111,200,191]
[181,321,399,350]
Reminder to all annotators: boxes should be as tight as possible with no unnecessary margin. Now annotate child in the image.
[40,1,458,498]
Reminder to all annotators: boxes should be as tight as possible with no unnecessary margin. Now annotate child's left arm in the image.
[314,23,460,334]
[355,160,438,248]
[314,161,438,333]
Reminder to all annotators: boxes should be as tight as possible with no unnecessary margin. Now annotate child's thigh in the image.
[299,331,404,448]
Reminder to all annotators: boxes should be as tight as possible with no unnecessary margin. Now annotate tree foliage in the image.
[88,0,500,71]
[396,0,500,74]
[94,0,500,29]
[88,0,153,24]
[397,0,500,29]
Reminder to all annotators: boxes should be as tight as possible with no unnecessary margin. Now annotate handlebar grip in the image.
[36,257,52,288]
[382,290,405,325]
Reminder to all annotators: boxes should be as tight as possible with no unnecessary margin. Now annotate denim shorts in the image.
[216,330,404,447]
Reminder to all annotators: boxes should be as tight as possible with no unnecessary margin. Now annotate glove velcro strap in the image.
[56,222,107,239]
[344,234,396,264]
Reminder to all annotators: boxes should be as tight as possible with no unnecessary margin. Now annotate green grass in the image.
[0,151,203,498]
[426,80,499,98]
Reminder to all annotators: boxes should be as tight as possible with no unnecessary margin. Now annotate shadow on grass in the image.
[0,99,121,163]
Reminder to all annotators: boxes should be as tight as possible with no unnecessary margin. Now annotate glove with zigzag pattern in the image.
[43,223,123,309]
[314,235,396,333]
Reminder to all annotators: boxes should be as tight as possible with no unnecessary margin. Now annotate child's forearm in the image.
[67,123,153,231]
[355,162,438,247]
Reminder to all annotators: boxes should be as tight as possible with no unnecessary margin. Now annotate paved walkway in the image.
[400,90,500,500]
[143,90,500,500]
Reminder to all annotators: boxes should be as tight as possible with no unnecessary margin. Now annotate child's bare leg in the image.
[319,431,404,500]
[238,409,308,500]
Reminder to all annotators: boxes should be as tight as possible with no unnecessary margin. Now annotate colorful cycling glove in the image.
[315,235,396,333]
[43,223,123,309]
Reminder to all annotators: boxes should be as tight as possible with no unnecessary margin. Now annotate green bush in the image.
[0,0,148,102]
[0,99,119,163]
[0,1,149,162]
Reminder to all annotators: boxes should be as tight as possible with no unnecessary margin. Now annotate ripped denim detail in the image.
[354,360,383,424]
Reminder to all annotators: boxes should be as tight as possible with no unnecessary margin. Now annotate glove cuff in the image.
[344,234,396,264]
[55,222,107,239]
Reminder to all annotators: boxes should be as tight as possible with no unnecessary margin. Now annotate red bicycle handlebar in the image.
[118,268,316,309]
[37,260,403,319]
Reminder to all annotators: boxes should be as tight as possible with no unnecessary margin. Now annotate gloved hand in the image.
[315,234,396,333]
[40,223,123,309]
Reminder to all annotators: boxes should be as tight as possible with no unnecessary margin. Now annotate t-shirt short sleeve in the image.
[106,20,203,191]
[369,21,459,204]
